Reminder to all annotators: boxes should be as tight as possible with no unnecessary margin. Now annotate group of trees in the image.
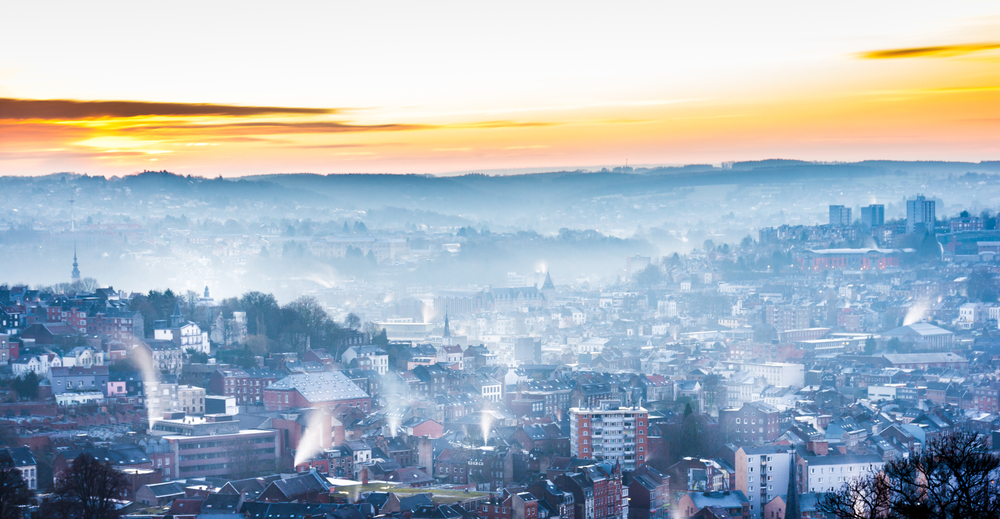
[128,288,367,361]
[129,289,185,337]
[967,268,999,303]
[8,373,40,401]
[820,431,1000,519]
[217,292,362,359]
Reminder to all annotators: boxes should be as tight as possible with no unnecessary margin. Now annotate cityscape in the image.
[2,2,1000,519]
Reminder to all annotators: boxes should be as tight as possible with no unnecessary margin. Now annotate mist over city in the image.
[1,2,1000,519]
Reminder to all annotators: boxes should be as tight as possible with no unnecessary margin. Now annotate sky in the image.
[1,1,998,177]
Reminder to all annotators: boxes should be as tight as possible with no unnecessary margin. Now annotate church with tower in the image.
[153,303,211,355]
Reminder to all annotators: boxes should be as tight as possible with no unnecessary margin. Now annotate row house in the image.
[87,309,142,343]
[12,353,61,379]
[527,479,575,519]
[50,365,110,395]
[208,368,279,405]
[626,465,669,519]
[479,489,540,519]
[138,340,184,375]
[555,461,624,519]
[511,380,575,418]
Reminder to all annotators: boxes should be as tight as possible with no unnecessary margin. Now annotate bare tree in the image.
[48,454,129,519]
[345,313,361,331]
[819,472,894,519]
[820,431,1000,519]
[0,453,30,519]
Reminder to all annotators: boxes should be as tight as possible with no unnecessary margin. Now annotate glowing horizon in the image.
[1,1,998,176]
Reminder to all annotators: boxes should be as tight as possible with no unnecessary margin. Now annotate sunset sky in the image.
[2,1,998,177]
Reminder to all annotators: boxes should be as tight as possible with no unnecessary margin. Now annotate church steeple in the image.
[170,302,184,328]
[785,451,799,519]
[542,271,555,290]
[71,243,81,281]
[443,312,451,338]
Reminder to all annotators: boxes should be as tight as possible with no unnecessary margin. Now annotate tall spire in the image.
[542,271,555,290]
[71,243,81,281]
[443,312,451,338]
[785,451,799,519]
[170,302,184,328]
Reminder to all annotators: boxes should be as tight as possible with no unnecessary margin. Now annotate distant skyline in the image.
[1,1,998,177]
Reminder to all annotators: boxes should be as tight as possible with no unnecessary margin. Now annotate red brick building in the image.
[263,371,371,412]
[209,368,279,405]
[569,402,648,470]
[480,489,539,519]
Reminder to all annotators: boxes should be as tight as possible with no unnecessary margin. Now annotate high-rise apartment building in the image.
[860,204,884,228]
[828,205,851,227]
[569,401,648,470]
[906,196,936,234]
[736,446,794,519]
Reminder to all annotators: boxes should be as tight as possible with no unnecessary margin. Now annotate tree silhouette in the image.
[0,453,30,519]
[819,431,1000,519]
[45,454,128,519]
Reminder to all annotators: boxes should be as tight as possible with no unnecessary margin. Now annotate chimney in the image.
[321,410,332,450]
[333,423,346,447]
[418,437,434,476]
[806,441,828,456]
[361,466,369,485]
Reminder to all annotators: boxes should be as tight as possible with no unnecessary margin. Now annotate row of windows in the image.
[178,436,274,450]
[181,447,275,462]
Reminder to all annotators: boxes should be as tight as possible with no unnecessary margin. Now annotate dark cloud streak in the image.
[114,121,433,134]
[0,98,337,119]
[860,42,1000,59]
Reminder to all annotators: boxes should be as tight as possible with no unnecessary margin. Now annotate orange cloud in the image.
[860,42,1000,59]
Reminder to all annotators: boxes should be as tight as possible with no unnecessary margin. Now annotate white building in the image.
[657,300,678,318]
[2,448,36,490]
[61,346,105,368]
[800,450,884,494]
[140,340,184,375]
[55,391,105,406]
[956,303,984,330]
[153,304,210,355]
[573,337,608,356]
[342,345,389,375]
[736,446,794,519]
[12,354,60,380]
[473,374,503,402]
[176,385,207,414]
[867,385,898,402]
[737,362,805,387]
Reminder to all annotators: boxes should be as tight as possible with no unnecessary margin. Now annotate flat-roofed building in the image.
[569,401,648,470]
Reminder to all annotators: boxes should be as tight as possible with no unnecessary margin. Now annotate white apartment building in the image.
[736,447,794,519]
[799,450,884,494]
